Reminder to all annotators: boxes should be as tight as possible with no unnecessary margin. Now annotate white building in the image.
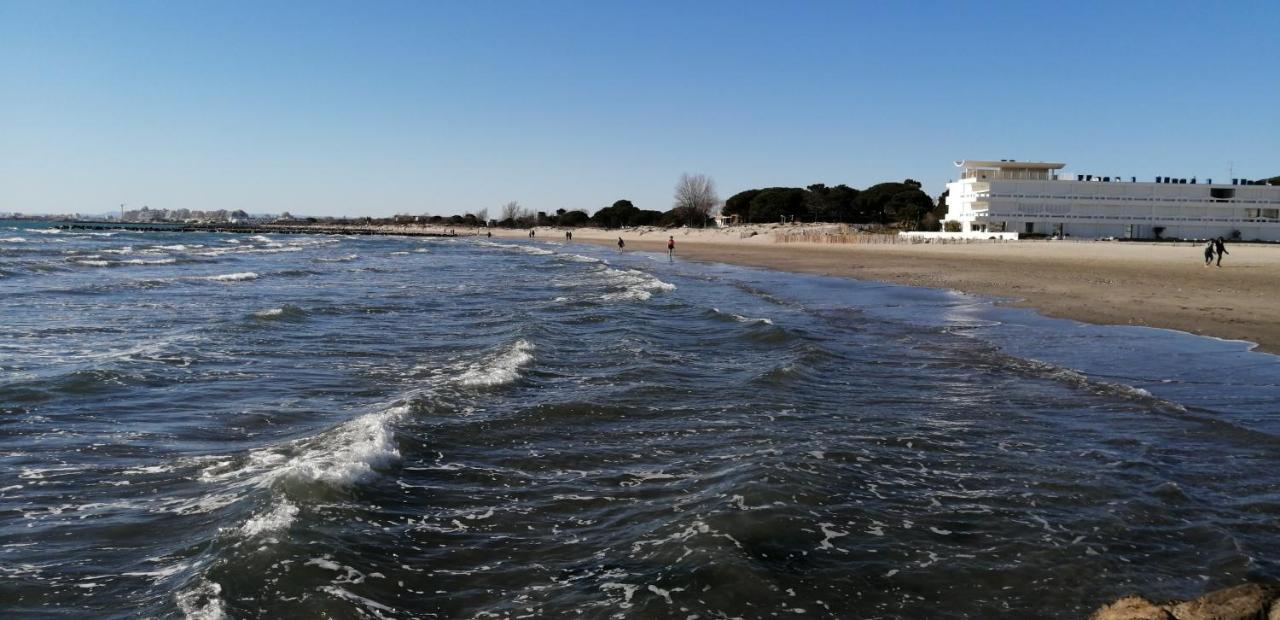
[944,160,1280,240]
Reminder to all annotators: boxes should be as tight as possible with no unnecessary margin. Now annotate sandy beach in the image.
[482,225,1280,355]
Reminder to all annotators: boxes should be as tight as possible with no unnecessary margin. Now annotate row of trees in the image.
[413,172,946,230]
[477,173,722,229]
[722,180,944,229]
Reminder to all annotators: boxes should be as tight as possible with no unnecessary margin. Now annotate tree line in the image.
[387,173,947,230]
[722,180,944,230]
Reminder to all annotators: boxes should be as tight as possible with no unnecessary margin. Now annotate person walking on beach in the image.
[617,237,625,251]
[667,235,675,260]
[1214,236,1229,267]
[529,229,535,238]
[1204,239,1216,266]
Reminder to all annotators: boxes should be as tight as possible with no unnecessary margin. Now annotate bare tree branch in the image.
[500,201,521,222]
[673,173,719,226]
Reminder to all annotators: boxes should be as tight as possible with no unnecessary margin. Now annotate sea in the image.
[3,220,1280,619]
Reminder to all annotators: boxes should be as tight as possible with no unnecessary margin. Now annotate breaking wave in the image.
[206,272,259,282]
[457,339,536,387]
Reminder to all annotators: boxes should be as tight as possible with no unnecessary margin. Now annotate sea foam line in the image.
[206,272,259,282]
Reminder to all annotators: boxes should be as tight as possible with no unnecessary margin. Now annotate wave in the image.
[457,339,536,388]
[599,268,676,302]
[709,307,774,325]
[200,402,409,491]
[0,237,28,243]
[122,258,177,265]
[205,272,259,282]
[251,304,308,321]
[477,241,554,255]
[314,254,359,263]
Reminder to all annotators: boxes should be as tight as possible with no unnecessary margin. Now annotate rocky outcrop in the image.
[1090,583,1280,620]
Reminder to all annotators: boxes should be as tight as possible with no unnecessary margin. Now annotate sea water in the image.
[2,220,1279,618]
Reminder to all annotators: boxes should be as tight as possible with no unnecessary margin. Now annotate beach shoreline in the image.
[485,225,1280,355]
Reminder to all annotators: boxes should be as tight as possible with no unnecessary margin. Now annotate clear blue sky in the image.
[2,1,1277,217]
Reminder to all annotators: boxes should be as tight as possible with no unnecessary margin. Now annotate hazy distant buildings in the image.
[945,160,1280,240]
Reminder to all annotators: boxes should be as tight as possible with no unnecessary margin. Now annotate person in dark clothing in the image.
[1214,236,1229,267]
[1204,239,1215,266]
[617,237,625,251]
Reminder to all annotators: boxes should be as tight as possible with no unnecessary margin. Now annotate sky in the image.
[2,1,1278,217]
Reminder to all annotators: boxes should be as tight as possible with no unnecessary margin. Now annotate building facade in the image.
[944,160,1280,240]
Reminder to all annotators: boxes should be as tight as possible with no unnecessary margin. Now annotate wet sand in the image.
[498,226,1280,355]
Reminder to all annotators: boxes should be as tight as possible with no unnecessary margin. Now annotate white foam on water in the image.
[457,340,535,387]
[254,308,285,317]
[316,254,359,262]
[120,561,190,582]
[123,258,176,265]
[0,237,28,242]
[561,253,602,263]
[600,583,641,608]
[74,260,111,267]
[817,523,849,551]
[206,272,259,282]
[319,585,396,614]
[267,405,406,487]
[600,268,676,302]
[239,500,298,537]
[201,403,409,491]
[175,578,226,620]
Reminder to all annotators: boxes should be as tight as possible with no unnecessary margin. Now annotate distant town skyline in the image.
[2,1,1277,217]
